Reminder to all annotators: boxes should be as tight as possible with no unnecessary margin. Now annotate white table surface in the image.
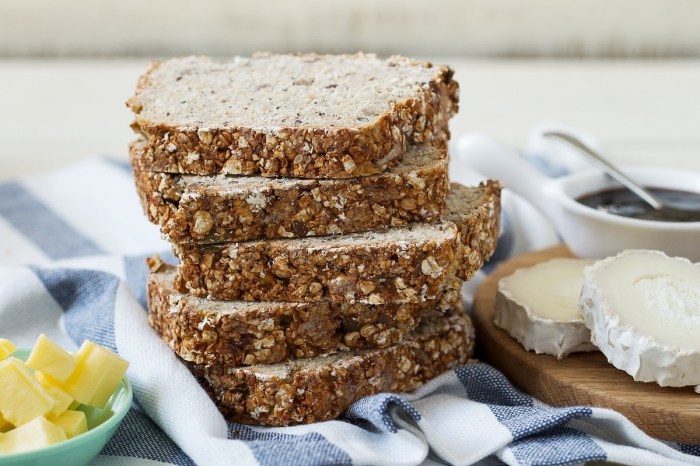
[1,58,699,180]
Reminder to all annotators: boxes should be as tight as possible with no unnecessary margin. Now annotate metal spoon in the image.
[543,131,700,222]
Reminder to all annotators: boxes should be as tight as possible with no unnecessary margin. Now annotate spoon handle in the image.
[543,131,664,210]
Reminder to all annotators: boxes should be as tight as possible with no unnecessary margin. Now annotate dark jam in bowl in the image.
[576,187,700,222]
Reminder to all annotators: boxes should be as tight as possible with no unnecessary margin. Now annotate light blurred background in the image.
[4,0,700,58]
[1,0,699,178]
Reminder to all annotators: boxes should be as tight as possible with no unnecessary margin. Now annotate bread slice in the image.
[174,181,501,303]
[126,53,458,178]
[148,262,462,366]
[186,305,474,426]
[131,139,449,244]
[445,180,502,280]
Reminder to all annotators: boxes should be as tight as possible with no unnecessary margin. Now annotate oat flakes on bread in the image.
[174,181,501,303]
[127,53,458,178]
[130,139,449,244]
[186,305,475,426]
[148,263,462,366]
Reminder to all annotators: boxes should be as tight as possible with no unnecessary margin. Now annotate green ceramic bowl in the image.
[0,348,133,466]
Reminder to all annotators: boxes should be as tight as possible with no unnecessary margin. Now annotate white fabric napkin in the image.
[1,140,698,466]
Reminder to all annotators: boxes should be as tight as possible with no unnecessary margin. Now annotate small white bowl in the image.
[458,135,700,260]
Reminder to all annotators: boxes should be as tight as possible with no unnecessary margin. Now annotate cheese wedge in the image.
[495,258,596,359]
[0,339,15,360]
[25,334,76,382]
[61,340,129,408]
[0,357,55,427]
[0,416,67,454]
[49,410,87,439]
[580,249,700,387]
[35,371,74,417]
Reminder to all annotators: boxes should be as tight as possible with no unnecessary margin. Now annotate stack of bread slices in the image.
[127,53,501,426]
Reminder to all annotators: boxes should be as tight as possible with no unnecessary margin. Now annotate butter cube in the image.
[49,410,87,439]
[25,334,76,382]
[0,413,11,433]
[0,416,67,454]
[35,371,74,417]
[0,358,55,427]
[61,341,129,408]
[0,339,15,360]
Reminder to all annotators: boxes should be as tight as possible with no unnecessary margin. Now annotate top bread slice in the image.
[126,53,458,178]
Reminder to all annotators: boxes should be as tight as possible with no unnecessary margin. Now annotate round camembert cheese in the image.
[495,258,596,359]
[580,249,700,387]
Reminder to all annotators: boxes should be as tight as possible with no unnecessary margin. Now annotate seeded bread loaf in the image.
[147,262,462,366]
[187,305,474,426]
[131,140,449,244]
[126,53,458,178]
[174,181,501,303]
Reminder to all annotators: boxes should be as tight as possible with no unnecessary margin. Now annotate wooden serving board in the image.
[472,245,700,445]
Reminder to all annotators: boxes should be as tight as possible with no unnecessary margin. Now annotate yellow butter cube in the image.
[0,358,55,427]
[0,339,15,360]
[25,334,76,382]
[61,341,129,408]
[35,371,74,417]
[0,416,67,454]
[49,410,87,439]
[0,413,11,433]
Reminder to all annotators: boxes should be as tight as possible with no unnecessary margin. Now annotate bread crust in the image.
[187,306,474,426]
[127,54,458,178]
[446,181,502,280]
[130,140,449,244]
[147,264,462,366]
[173,182,501,303]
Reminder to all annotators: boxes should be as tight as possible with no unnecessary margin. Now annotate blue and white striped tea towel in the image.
[1,141,698,466]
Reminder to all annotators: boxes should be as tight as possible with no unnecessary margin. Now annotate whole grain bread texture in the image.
[131,139,449,244]
[126,53,458,178]
[174,181,501,303]
[148,262,462,366]
[186,305,474,426]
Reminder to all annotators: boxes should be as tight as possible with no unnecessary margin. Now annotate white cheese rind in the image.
[580,249,700,387]
[494,258,596,360]
[494,290,596,359]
